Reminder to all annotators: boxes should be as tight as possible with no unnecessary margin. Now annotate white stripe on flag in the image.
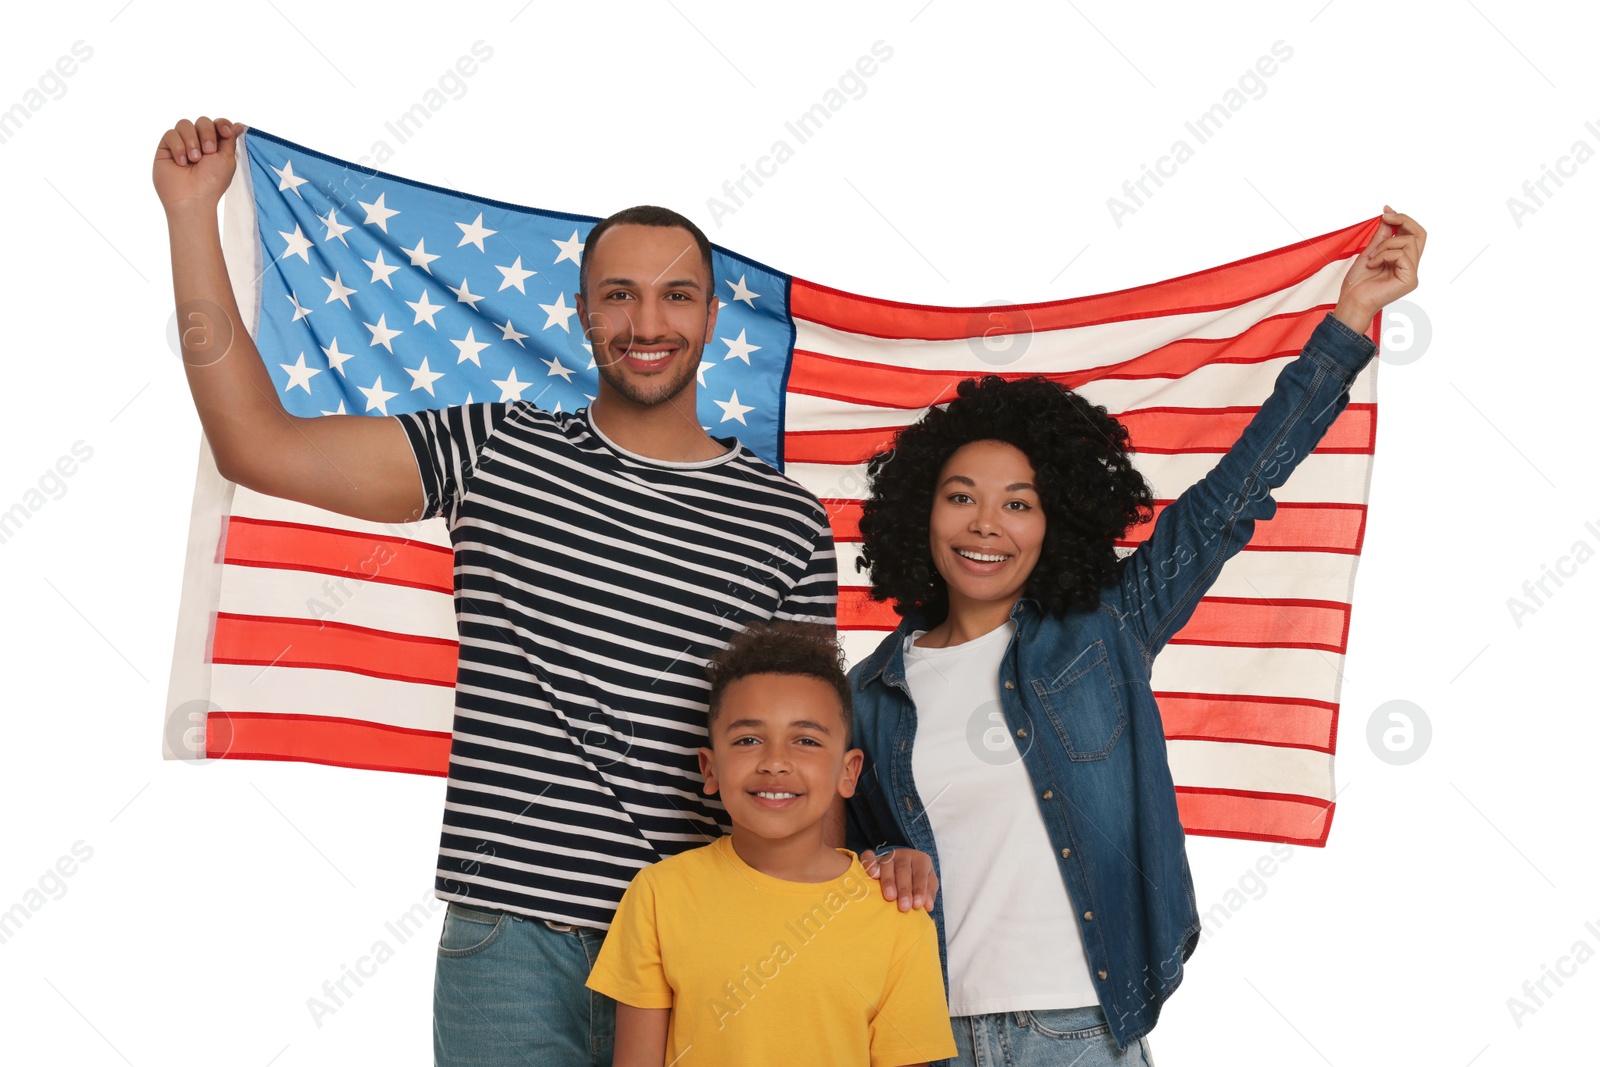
[1166,739,1336,801]
[211,664,452,733]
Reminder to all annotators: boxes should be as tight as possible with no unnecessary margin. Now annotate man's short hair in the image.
[578,205,715,304]
[706,622,853,744]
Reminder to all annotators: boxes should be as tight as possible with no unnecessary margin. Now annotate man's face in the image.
[699,673,862,843]
[576,223,717,410]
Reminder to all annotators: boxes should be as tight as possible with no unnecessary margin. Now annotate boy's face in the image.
[698,673,863,843]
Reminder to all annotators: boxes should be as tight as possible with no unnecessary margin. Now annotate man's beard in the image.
[592,333,702,409]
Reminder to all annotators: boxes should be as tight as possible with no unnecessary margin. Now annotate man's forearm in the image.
[166,202,290,483]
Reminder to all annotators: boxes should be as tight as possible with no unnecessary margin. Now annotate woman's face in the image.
[927,439,1046,617]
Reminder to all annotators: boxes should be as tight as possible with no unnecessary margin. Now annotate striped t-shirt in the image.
[398,402,838,928]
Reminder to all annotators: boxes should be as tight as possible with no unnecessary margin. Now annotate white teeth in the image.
[628,350,670,362]
[755,791,798,799]
[957,549,1009,563]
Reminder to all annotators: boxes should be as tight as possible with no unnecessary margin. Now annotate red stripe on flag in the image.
[787,308,1331,409]
[207,712,451,775]
[1156,691,1339,752]
[824,498,1367,554]
[211,612,459,686]
[821,499,867,542]
[838,588,901,631]
[1118,501,1368,554]
[223,517,454,593]
[1175,787,1334,846]
[790,219,1379,340]
[1167,596,1351,654]
[787,404,1374,465]
[837,590,1351,651]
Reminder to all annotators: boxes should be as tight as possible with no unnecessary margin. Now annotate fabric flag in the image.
[164,126,1382,848]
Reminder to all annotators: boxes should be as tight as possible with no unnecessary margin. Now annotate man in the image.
[153,115,837,1065]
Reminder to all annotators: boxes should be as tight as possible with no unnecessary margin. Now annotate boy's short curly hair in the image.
[706,622,853,743]
[857,374,1154,624]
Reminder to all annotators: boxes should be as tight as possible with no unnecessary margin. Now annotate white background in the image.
[2,1,1596,1064]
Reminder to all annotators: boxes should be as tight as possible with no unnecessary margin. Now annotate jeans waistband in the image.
[446,900,587,934]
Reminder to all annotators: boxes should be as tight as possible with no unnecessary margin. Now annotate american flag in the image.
[164,126,1381,847]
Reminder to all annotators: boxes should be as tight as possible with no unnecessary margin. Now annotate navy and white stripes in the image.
[398,402,836,927]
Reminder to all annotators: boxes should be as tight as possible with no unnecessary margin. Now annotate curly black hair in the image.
[856,375,1153,624]
[706,621,853,743]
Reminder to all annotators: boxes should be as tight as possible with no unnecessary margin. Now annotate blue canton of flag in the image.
[245,128,793,467]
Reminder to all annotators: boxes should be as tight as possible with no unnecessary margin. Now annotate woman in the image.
[845,210,1424,1065]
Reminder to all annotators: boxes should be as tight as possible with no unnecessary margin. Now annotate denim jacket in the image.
[845,312,1377,1051]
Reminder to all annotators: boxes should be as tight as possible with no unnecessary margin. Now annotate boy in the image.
[586,623,958,1067]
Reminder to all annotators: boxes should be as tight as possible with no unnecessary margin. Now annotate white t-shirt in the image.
[904,622,1100,1015]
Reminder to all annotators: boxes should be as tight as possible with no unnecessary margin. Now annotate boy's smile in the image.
[699,673,863,878]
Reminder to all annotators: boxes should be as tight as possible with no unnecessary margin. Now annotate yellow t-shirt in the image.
[586,836,956,1067]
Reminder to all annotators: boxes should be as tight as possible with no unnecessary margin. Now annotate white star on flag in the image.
[456,212,497,251]
[271,159,308,196]
[279,225,313,263]
[319,207,352,245]
[286,291,311,322]
[451,328,491,366]
[360,192,399,232]
[405,357,446,395]
[278,352,321,393]
[496,256,537,293]
[321,338,355,376]
[364,250,400,288]
[539,293,577,332]
[323,272,356,308]
[364,314,401,352]
[497,318,528,346]
[715,390,755,424]
[492,367,532,401]
[721,329,760,364]
[318,400,347,416]
[552,230,585,265]
[696,360,715,387]
[402,238,440,273]
[359,375,398,414]
[407,289,445,327]
[542,356,575,382]
[725,275,759,306]
[449,277,485,309]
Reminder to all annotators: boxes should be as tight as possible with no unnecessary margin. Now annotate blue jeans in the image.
[433,902,615,1067]
[950,1006,1156,1066]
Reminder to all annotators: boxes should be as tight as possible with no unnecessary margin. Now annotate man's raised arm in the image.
[155,115,425,524]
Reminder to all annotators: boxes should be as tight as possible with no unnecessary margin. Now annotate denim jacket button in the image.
[1004,680,1015,690]
[1016,728,1027,738]
[1060,847,1072,858]
[1083,911,1094,921]
[1097,969,1108,980]
[1042,789,1053,800]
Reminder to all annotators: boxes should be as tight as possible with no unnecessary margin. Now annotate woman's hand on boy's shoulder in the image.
[860,848,939,912]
